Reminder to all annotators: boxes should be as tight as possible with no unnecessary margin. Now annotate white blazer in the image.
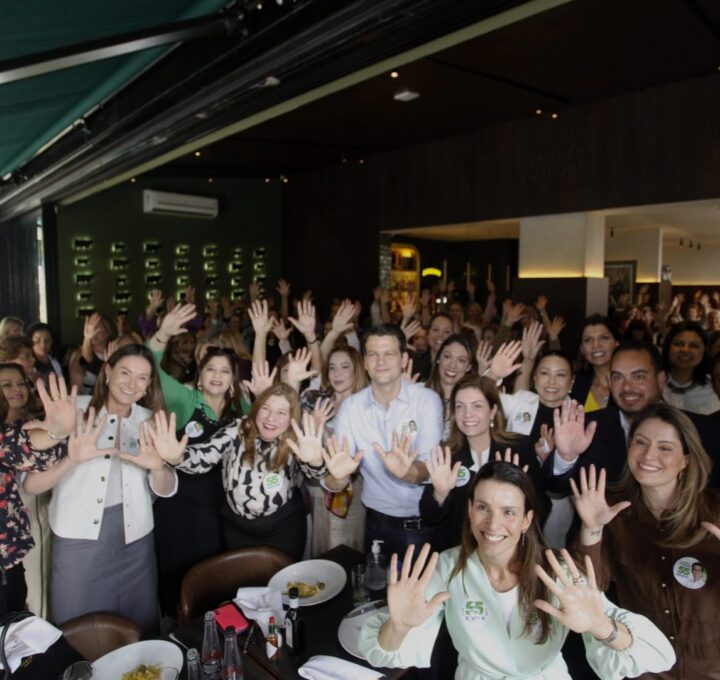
[48,396,177,543]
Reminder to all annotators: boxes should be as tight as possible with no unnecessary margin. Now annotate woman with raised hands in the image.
[574,403,720,679]
[22,345,184,634]
[360,461,676,680]
[168,381,349,560]
[300,345,368,554]
[149,302,249,615]
[419,374,543,551]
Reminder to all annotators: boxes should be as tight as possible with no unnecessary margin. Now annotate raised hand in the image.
[127,411,187,467]
[534,550,613,638]
[323,435,362,480]
[288,299,317,342]
[401,357,420,384]
[23,374,78,438]
[68,408,114,463]
[553,399,597,461]
[276,279,291,297]
[467,279,476,300]
[330,300,356,335]
[158,303,197,338]
[502,300,524,327]
[535,295,548,312]
[287,412,324,466]
[534,424,554,463]
[242,361,277,397]
[400,319,421,342]
[475,340,493,375]
[494,447,529,473]
[249,281,260,302]
[248,299,273,336]
[548,316,566,341]
[373,431,419,480]
[486,279,495,294]
[427,445,461,505]
[285,347,318,387]
[148,288,164,312]
[184,285,196,306]
[420,288,432,308]
[401,295,418,323]
[311,398,335,432]
[571,465,631,540]
[488,340,523,380]
[83,313,102,343]
[386,544,449,632]
[521,322,545,362]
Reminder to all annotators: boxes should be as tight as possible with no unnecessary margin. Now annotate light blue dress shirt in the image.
[334,381,443,517]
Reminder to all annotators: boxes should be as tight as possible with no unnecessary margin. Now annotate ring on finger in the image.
[572,577,584,586]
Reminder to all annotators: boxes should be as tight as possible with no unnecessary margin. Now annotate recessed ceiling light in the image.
[194,151,202,157]
[208,178,213,183]
[265,178,271,183]
[358,159,365,165]
[130,178,136,183]
[535,108,543,115]
[390,71,399,78]
[551,112,559,119]
[394,89,419,102]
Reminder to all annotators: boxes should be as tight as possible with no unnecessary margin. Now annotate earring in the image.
[489,419,495,429]
[229,384,235,398]
[197,380,203,392]
[106,377,110,386]
[521,530,526,547]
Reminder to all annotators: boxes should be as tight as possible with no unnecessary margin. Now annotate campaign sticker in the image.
[463,599,489,625]
[185,420,205,438]
[263,472,283,493]
[455,466,471,487]
[673,556,707,589]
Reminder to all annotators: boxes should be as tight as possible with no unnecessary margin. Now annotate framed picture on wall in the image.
[604,260,636,305]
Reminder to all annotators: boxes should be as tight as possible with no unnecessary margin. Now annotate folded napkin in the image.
[298,655,384,680]
[234,586,283,636]
[0,616,62,672]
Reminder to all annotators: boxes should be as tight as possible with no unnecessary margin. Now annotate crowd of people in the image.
[1,278,719,678]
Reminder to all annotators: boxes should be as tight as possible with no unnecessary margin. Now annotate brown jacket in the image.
[582,492,720,680]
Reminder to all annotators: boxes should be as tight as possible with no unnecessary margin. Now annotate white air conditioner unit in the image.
[142,189,219,219]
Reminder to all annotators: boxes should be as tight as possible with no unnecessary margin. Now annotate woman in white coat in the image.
[359,461,676,680]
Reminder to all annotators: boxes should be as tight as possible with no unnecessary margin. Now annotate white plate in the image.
[268,559,347,606]
[338,601,388,659]
[92,640,183,680]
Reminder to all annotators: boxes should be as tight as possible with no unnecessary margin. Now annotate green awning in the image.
[0,0,229,177]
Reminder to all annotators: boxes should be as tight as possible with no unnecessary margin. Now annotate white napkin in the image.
[298,655,384,680]
[233,586,284,636]
[0,616,62,672]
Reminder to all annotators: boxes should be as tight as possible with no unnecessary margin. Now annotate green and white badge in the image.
[463,599,489,625]
[455,466,471,487]
[185,420,205,438]
[673,556,707,589]
[263,472,283,493]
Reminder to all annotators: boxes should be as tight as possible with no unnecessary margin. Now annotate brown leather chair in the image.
[59,612,142,661]
[177,546,295,624]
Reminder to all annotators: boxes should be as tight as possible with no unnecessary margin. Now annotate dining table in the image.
[170,544,409,680]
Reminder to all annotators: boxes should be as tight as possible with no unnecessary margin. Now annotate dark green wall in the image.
[55,176,281,344]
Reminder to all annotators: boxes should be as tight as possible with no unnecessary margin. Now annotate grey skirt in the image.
[51,504,159,636]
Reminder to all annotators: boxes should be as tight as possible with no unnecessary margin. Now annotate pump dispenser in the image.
[366,539,386,594]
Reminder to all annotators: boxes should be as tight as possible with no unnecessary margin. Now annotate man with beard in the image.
[543,340,720,491]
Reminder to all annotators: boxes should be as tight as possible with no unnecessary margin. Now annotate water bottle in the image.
[201,611,222,679]
[221,626,244,679]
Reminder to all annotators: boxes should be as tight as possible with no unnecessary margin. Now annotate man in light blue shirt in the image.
[333,324,444,557]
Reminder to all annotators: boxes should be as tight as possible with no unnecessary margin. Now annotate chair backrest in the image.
[178,546,295,624]
[59,612,142,662]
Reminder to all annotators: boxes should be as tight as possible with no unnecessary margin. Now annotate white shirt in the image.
[501,390,541,436]
[663,379,720,415]
[359,547,676,680]
[48,396,177,543]
[334,381,443,517]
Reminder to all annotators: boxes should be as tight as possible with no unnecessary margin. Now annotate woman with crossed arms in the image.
[573,402,720,679]
[359,460,675,679]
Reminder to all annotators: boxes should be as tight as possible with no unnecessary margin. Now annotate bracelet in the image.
[155,333,168,344]
[307,337,319,345]
[48,431,69,441]
[593,616,619,646]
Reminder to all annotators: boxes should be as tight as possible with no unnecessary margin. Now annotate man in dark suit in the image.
[543,340,720,492]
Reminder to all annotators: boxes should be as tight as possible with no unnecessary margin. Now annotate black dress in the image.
[154,406,228,616]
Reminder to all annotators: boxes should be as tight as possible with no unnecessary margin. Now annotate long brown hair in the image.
[447,374,520,451]
[240,382,300,471]
[616,402,717,549]
[90,344,165,413]
[426,334,478,400]
[0,363,43,423]
[449,461,552,644]
[321,346,367,395]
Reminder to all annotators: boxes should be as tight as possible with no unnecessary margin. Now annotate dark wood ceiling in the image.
[158,0,720,178]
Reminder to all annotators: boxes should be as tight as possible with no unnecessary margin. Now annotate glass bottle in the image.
[284,587,305,656]
[186,648,202,680]
[201,611,222,679]
[221,626,244,679]
[266,616,280,661]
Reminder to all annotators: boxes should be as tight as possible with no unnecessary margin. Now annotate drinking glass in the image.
[352,563,369,605]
